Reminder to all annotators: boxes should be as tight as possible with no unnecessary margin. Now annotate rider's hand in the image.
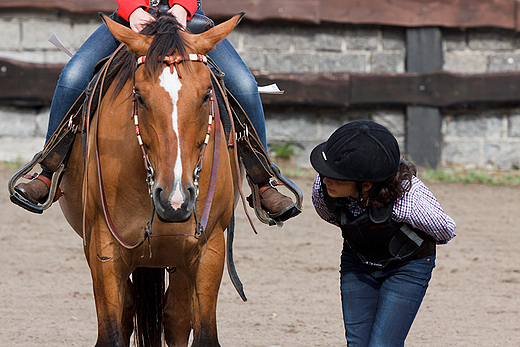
[168,5,188,29]
[129,7,155,33]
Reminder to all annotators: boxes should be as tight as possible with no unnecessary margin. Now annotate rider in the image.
[14,0,297,220]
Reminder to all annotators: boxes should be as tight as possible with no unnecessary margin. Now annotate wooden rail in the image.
[257,71,520,108]
[3,0,520,30]
[0,59,62,107]
[3,58,520,108]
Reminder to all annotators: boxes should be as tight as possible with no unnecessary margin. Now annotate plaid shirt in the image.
[312,175,456,244]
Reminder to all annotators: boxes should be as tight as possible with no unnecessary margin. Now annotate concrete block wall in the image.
[442,27,520,170]
[0,12,100,162]
[0,12,100,64]
[2,12,520,170]
[230,23,520,170]
[228,23,406,74]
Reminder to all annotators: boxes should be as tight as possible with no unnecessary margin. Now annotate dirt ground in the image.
[1,167,520,347]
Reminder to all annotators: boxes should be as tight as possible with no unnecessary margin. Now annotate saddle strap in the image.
[199,87,221,232]
[226,213,247,302]
[85,44,146,249]
[209,70,258,234]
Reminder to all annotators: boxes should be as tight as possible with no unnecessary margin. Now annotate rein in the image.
[94,53,220,251]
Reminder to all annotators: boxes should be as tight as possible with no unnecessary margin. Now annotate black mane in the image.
[112,12,191,97]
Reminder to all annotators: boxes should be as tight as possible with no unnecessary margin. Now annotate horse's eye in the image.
[202,91,211,105]
[135,92,146,107]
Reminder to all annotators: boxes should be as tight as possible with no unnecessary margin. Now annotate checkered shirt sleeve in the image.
[311,175,456,244]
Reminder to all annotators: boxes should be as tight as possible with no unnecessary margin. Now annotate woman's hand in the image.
[168,4,188,29]
[129,7,155,33]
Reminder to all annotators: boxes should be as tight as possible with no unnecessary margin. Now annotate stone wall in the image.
[2,11,520,170]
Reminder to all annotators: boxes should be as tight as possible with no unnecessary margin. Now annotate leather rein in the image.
[94,53,221,251]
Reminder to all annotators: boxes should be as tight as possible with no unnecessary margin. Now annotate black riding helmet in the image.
[310,120,400,182]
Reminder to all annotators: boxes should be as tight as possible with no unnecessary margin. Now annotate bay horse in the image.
[59,13,243,347]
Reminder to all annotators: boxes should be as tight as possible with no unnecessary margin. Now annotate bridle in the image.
[96,53,222,252]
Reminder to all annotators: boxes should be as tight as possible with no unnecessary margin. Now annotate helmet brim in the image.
[310,142,352,181]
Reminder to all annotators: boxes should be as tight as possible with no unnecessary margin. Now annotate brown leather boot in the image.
[14,173,58,205]
[258,183,296,218]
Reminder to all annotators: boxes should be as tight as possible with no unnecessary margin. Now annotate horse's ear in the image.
[190,13,245,55]
[100,13,152,57]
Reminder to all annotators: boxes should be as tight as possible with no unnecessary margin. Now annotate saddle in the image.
[8,15,303,224]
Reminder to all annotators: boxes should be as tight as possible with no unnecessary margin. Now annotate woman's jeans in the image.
[340,246,436,347]
[195,8,267,150]
[44,12,267,163]
[45,22,120,144]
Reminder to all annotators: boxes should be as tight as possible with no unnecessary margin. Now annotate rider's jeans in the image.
[206,38,267,149]
[45,22,120,144]
[44,12,268,163]
[339,246,436,347]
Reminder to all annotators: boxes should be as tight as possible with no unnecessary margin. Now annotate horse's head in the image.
[103,12,242,222]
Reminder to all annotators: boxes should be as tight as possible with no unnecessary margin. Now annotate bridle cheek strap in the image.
[197,88,221,234]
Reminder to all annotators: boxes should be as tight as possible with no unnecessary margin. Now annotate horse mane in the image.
[111,12,192,97]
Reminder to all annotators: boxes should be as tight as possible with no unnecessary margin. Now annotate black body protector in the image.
[338,202,435,268]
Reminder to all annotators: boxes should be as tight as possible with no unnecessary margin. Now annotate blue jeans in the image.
[45,21,120,144]
[196,9,267,150]
[340,246,436,347]
[45,12,267,152]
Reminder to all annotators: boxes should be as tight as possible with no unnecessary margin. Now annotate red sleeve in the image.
[117,0,198,21]
[170,0,198,19]
[117,0,148,21]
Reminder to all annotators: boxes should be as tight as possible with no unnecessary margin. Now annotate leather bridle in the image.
[94,53,222,252]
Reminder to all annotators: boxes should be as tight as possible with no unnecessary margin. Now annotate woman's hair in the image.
[367,159,416,207]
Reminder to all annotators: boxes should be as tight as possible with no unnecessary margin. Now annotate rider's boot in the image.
[14,171,58,205]
[257,181,295,218]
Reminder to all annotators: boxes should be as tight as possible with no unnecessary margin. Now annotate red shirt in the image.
[117,0,198,21]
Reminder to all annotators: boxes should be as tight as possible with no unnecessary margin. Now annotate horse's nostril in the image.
[187,185,196,201]
[153,186,162,200]
[153,185,170,205]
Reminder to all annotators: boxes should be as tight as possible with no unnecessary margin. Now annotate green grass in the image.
[421,168,520,185]
[0,159,26,171]
[268,141,297,160]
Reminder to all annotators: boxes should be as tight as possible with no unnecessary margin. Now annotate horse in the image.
[58,13,244,347]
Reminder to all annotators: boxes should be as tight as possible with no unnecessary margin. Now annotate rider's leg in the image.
[207,38,268,150]
[206,37,295,218]
[15,21,120,203]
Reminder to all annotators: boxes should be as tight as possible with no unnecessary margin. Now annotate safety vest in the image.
[339,202,435,268]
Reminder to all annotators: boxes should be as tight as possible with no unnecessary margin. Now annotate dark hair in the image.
[111,11,191,98]
[367,159,416,208]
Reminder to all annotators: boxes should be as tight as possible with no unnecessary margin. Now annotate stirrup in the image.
[246,164,302,227]
[225,91,303,227]
[8,152,65,214]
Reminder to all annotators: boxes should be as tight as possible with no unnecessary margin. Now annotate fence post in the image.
[405,27,443,168]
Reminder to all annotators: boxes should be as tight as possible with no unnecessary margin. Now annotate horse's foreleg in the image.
[121,278,135,346]
[163,271,192,347]
[87,237,130,347]
[190,231,226,347]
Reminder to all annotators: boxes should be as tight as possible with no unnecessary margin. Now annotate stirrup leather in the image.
[227,92,303,226]
[8,90,85,213]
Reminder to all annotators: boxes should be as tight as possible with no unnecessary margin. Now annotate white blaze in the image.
[159,66,184,210]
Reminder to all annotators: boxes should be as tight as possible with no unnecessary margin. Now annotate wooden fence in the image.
[2,0,520,167]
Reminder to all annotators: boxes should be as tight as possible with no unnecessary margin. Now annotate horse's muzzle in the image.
[153,183,197,222]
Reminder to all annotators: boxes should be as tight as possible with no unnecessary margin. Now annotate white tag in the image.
[48,33,74,58]
[258,83,284,94]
